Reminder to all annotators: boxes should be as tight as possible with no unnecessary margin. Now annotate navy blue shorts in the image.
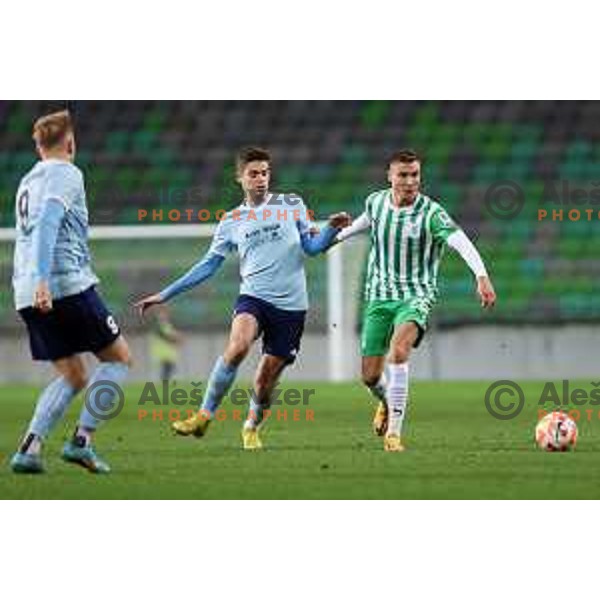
[18,286,121,361]
[233,295,306,364]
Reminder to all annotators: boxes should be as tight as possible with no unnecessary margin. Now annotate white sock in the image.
[387,363,408,436]
[366,372,387,405]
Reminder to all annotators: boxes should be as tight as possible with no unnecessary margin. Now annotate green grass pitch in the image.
[1,380,599,499]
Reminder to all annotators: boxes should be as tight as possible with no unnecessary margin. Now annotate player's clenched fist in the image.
[33,281,53,313]
[328,212,352,229]
[477,276,496,309]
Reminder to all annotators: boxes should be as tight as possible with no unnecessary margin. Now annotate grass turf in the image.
[1,380,599,499]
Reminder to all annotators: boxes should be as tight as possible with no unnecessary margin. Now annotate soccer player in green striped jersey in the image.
[336,149,496,451]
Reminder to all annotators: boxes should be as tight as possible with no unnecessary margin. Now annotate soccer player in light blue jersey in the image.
[10,110,133,474]
[135,147,350,449]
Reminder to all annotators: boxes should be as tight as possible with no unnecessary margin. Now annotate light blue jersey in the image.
[210,194,314,311]
[158,193,339,312]
[12,159,99,310]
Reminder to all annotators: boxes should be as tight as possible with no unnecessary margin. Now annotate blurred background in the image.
[0,100,598,382]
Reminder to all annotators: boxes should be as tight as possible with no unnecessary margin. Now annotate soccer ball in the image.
[535,411,578,452]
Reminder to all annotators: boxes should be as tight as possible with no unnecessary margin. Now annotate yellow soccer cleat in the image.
[372,402,388,436]
[383,434,405,452]
[242,427,263,450]
[172,412,211,438]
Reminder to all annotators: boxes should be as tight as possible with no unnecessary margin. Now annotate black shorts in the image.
[18,286,121,361]
[233,294,306,364]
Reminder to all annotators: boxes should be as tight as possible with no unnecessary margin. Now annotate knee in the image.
[224,340,251,365]
[107,346,134,369]
[64,369,88,392]
[388,340,412,364]
[98,338,134,369]
[117,349,133,369]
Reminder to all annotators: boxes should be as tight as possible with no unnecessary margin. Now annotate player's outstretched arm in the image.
[134,252,225,317]
[31,198,66,313]
[300,212,351,256]
[334,211,371,244]
[446,230,496,309]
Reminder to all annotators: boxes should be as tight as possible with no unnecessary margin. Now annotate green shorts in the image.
[361,297,435,357]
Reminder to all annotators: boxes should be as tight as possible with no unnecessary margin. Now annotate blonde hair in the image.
[32,110,73,150]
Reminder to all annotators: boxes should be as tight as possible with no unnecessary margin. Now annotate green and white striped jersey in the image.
[363,189,458,301]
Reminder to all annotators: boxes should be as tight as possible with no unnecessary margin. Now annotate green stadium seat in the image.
[414,103,438,127]
[360,101,391,129]
[472,163,501,183]
[483,138,510,162]
[143,108,166,133]
[336,164,363,184]
[148,146,176,167]
[341,146,367,166]
[7,110,29,135]
[520,258,544,278]
[506,221,531,240]
[106,131,130,154]
[132,131,157,153]
[12,152,35,173]
[501,162,529,180]
[510,140,538,160]
[427,143,452,167]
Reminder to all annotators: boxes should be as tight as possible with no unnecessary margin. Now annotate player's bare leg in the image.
[95,335,133,363]
[384,322,419,452]
[11,355,87,474]
[242,354,288,450]
[361,355,388,436]
[54,355,90,390]
[222,313,259,365]
[62,336,132,474]
[172,313,258,437]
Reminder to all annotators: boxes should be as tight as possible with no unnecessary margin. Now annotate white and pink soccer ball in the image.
[535,411,578,452]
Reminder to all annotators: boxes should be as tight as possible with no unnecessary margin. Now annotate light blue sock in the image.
[28,377,78,438]
[201,356,238,417]
[79,362,129,430]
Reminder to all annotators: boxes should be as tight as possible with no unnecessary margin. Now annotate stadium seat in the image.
[1,100,596,328]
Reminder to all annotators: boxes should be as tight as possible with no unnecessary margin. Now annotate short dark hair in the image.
[236,146,271,173]
[388,149,421,166]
